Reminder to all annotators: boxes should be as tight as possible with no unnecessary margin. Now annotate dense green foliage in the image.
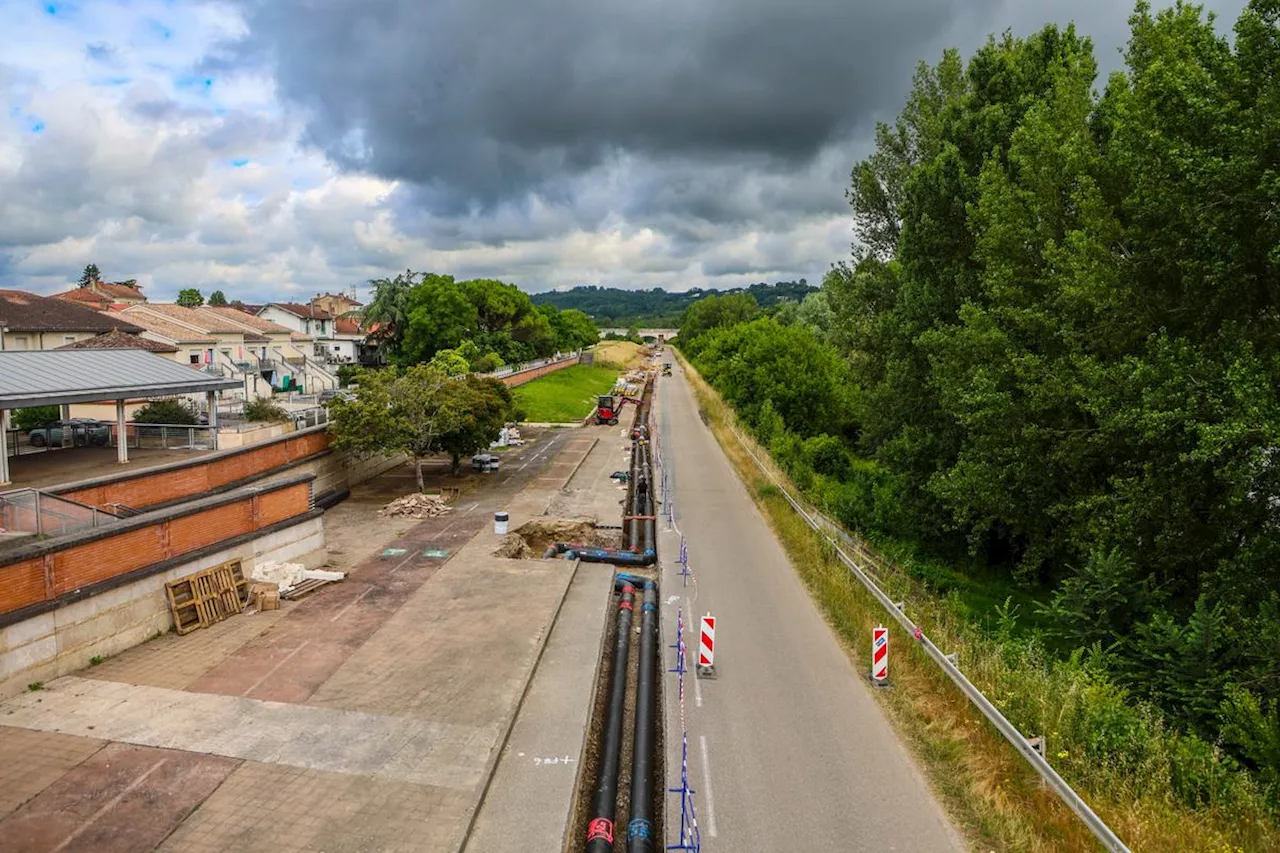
[243,398,290,423]
[13,406,60,431]
[511,364,622,423]
[133,399,198,425]
[685,0,1280,805]
[531,281,817,326]
[328,365,516,486]
[362,271,598,367]
[176,288,203,308]
[207,290,228,306]
[77,264,100,288]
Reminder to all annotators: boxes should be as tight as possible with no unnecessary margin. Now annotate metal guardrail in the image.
[727,424,1131,853]
[109,423,216,451]
[0,488,120,536]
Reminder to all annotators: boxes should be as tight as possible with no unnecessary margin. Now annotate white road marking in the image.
[464,502,480,513]
[243,641,310,697]
[51,758,169,853]
[699,735,719,838]
[694,672,703,708]
[329,587,373,622]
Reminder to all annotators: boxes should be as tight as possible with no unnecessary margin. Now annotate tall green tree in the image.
[363,270,419,361]
[678,293,760,345]
[207,290,228,306]
[78,264,100,288]
[176,288,204,307]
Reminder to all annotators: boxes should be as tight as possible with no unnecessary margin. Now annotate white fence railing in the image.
[481,351,581,379]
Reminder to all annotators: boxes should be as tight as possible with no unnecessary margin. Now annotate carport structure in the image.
[0,350,241,486]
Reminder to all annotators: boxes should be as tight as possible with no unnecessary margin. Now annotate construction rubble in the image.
[379,492,455,519]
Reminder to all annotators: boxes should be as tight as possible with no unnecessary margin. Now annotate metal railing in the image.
[727,423,1131,853]
[0,488,121,536]
[108,423,216,451]
[482,350,581,379]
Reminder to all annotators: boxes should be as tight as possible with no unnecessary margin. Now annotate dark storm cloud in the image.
[231,0,994,208]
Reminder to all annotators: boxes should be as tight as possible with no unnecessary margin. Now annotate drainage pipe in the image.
[584,583,636,852]
[628,581,658,851]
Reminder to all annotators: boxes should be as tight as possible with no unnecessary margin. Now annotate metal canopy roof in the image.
[0,349,241,408]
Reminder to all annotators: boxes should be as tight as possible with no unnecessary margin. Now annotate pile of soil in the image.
[378,493,453,519]
[492,518,623,559]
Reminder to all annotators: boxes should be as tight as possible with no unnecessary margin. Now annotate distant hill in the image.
[530,281,818,327]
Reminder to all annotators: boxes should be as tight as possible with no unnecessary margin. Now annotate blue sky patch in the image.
[144,18,173,41]
[28,118,46,134]
[92,76,132,87]
[231,158,249,167]
[174,74,214,92]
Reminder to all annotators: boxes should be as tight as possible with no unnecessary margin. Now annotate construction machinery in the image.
[596,394,622,425]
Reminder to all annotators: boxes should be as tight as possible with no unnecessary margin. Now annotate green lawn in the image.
[512,364,620,423]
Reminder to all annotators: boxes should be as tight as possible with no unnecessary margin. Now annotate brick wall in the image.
[54,430,329,510]
[0,479,312,617]
[499,356,580,388]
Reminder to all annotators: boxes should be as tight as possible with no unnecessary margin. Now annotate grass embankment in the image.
[592,340,645,370]
[513,364,620,423]
[674,349,1272,853]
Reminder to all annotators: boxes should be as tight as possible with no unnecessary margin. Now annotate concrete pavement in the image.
[657,360,965,851]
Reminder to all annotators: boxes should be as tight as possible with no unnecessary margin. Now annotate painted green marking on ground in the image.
[382,548,409,557]
[423,549,450,558]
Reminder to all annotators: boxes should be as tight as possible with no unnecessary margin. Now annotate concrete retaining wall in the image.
[0,513,324,699]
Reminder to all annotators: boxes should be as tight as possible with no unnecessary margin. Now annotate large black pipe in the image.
[628,581,658,851]
[585,584,636,852]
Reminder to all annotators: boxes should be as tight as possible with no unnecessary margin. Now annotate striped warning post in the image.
[697,614,716,678]
[872,625,888,685]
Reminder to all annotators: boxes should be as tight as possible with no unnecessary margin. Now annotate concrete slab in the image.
[0,423,619,853]
[0,741,238,853]
[462,563,614,852]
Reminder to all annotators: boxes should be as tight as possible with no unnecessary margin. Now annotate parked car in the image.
[28,419,110,447]
[319,389,355,405]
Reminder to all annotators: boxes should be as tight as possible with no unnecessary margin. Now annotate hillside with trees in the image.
[680,1,1280,844]
[530,280,817,326]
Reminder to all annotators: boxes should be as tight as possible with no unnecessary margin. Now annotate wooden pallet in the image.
[166,561,249,635]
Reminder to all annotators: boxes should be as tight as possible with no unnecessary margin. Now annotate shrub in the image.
[243,398,290,423]
[133,398,198,425]
[12,406,59,431]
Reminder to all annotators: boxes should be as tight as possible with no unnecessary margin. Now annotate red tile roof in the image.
[0,290,144,333]
[95,281,146,300]
[264,302,334,320]
[54,329,179,353]
[55,288,112,307]
[334,317,364,335]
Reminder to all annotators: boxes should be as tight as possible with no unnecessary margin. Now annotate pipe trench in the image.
[628,581,658,852]
[584,583,636,852]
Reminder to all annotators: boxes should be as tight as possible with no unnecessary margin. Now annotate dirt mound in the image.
[493,517,623,558]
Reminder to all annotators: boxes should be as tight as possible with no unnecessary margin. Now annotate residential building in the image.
[0,289,143,350]
[310,291,363,318]
[258,303,334,341]
[198,306,335,392]
[324,317,367,364]
[54,289,114,311]
[83,279,147,306]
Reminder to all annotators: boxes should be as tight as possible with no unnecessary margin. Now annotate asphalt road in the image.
[657,358,965,851]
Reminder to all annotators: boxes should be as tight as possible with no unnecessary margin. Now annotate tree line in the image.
[531,280,817,326]
[682,0,1280,811]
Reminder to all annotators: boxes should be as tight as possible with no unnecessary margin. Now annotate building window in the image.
[12,336,27,350]
[64,335,76,344]
[190,353,200,365]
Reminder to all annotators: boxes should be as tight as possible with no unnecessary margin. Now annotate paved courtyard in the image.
[0,426,617,853]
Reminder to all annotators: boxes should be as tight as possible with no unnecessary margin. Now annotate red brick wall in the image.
[500,357,579,387]
[0,481,311,616]
[58,431,329,510]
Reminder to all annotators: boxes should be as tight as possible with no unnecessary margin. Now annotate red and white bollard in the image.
[872,625,889,686]
[698,613,717,678]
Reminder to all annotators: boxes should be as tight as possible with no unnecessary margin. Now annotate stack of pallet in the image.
[165,561,249,635]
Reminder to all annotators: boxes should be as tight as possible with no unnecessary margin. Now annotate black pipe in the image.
[628,582,658,851]
[313,488,350,510]
[584,584,636,852]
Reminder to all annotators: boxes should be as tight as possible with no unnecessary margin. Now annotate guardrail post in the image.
[34,490,43,536]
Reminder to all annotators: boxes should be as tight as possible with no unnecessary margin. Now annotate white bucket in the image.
[494,511,509,535]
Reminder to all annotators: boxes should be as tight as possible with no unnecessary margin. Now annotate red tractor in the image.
[596,395,622,425]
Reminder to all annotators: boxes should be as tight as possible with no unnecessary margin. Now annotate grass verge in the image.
[513,364,620,423]
[591,340,645,370]
[674,348,1271,853]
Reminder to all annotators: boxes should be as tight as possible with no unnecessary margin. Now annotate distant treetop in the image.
[530,280,816,326]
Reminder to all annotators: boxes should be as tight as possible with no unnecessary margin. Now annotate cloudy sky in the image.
[0,0,1247,302]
